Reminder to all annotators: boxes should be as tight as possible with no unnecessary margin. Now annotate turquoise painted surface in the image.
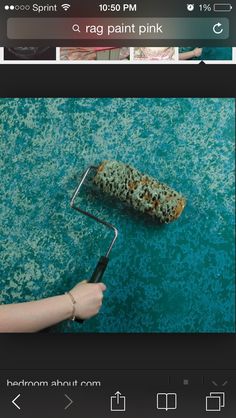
[0,98,235,333]
[179,47,232,60]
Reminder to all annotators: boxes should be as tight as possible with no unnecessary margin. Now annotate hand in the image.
[69,281,107,320]
[193,48,203,58]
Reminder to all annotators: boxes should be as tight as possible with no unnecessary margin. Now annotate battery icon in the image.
[213,3,233,11]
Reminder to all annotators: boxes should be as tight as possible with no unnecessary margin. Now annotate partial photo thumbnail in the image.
[60,47,130,61]
[4,47,56,61]
[179,47,233,61]
[134,47,176,61]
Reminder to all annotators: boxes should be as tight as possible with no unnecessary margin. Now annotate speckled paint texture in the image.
[0,98,235,333]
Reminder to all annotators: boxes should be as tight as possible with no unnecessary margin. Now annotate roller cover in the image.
[93,160,186,223]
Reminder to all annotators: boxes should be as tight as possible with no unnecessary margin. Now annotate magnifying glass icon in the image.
[72,24,80,32]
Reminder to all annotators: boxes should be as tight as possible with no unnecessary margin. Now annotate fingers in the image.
[79,281,106,291]
[98,282,107,292]
[77,281,106,292]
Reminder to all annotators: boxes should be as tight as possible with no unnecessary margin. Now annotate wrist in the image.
[65,291,77,321]
[55,294,73,321]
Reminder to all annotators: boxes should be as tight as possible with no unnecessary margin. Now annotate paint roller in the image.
[70,160,186,287]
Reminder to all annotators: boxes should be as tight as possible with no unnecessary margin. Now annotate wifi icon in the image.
[61,3,71,11]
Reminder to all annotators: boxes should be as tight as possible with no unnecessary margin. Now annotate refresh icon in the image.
[213,22,224,35]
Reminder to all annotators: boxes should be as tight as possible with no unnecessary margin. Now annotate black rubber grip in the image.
[88,256,109,283]
[76,256,109,324]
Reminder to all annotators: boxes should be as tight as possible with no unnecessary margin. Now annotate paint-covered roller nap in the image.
[93,160,186,223]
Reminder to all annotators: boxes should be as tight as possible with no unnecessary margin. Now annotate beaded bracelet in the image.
[65,291,77,321]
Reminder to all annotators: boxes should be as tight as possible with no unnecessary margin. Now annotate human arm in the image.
[179,47,203,60]
[0,281,106,333]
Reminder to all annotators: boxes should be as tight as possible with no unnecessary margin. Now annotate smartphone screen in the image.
[0,1,235,417]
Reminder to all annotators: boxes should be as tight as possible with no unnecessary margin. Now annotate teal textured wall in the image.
[0,98,235,333]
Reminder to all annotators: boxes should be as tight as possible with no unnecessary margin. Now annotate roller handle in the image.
[88,255,109,284]
[76,256,109,324]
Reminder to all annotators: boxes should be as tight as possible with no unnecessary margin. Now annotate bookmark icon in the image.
[157,393,178,411]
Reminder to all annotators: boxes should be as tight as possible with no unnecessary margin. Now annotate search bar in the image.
[7,18,229,40]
